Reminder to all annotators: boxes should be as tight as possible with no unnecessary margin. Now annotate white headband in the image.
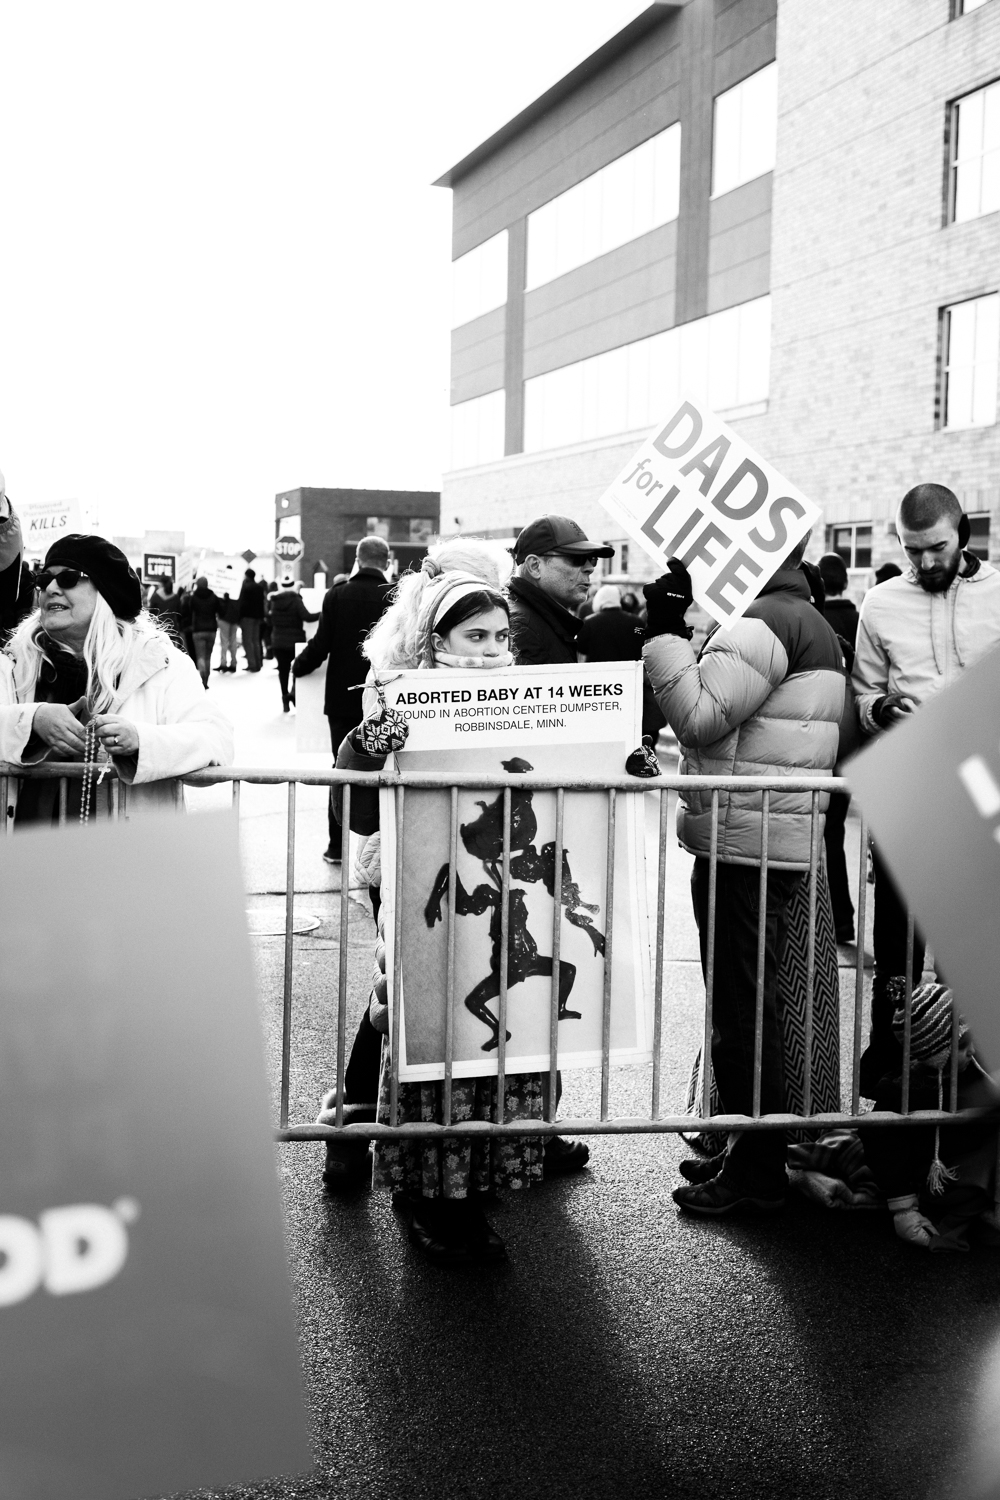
[422,571,498,631]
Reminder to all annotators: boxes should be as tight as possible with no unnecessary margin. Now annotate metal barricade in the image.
[0,762,991,1149]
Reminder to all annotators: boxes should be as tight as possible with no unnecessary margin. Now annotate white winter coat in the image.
[0,634,234,820]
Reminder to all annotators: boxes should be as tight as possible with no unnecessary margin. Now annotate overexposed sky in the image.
[0,1,648,551]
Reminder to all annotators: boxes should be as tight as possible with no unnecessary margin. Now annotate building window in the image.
[450,389,505,469]
[941,294,999,429]
[525,124,681,291]
[451,231,508,329]
[522,296,770,454]
[967,513,991,558]
[950,81,1000,223]
[826,524,872,571]
[712,62,778,199]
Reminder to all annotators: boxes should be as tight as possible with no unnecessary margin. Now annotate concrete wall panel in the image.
[707,173,772,310]
[450,306,506,404]
[523,221,677,378]
[450,17,683,258]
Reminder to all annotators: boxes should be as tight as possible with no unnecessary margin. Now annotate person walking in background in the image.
[147,573,183,642]
[577,580,666,749]
[873,562,902,586]
[816,552,860,945]
[215,592,241,672]
[268,574,318,713]
[188,575,221,688]
[238,567,266,671]
[261,580,277,658]
[643,538,845,1216]
[292,535,393,863]
[508,516,614,665]
[852,483,1000,1093]
[576,584,643,661]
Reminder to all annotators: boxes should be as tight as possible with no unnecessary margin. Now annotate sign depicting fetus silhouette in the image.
[424,759,606,1052]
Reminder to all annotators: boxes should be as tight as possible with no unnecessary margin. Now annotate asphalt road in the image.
[168,664,1000,1500]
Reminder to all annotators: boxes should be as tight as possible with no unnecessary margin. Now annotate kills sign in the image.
[598,395,820,627]
[19,499,82,556]
[848,644,1000,1068]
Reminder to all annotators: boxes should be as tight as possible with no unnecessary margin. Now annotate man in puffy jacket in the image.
[643,538,845,1215]
[853,483,1000,1092]
[508,516,614,665]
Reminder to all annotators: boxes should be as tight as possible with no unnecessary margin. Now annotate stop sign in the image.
[274,536,303,562]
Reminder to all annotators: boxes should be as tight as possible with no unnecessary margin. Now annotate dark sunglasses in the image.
[33,569,90,592]
[553,552,600,568]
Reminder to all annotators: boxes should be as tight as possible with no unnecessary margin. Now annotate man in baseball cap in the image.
[508,515,614,666]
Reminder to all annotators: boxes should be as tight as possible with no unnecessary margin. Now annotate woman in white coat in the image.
[0,534,233,824]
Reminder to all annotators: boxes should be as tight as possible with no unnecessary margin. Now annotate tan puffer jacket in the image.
[642,569,846,870]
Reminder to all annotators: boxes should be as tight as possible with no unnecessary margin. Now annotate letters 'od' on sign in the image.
[598,393,821,628]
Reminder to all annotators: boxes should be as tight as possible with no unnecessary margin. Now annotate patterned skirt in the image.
[686,861,842,1121]
[373,1050,545,1198]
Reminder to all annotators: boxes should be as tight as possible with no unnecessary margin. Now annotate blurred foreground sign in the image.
[0,813,310,1500]
[848,646,1000,1065]
[598,393,820,627]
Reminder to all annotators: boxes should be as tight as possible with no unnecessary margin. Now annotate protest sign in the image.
[378,662,653,1082]
[143,551,176,584]
[848,645,1000,1068]
[0,813,311,1500]
[598,393,821,628]
[18,498,82,557]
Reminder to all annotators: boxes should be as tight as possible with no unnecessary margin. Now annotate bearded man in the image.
[853,483,1000,1091]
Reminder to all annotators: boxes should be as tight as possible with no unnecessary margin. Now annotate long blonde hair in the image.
[7,592,174,714]
[364,539,507,676]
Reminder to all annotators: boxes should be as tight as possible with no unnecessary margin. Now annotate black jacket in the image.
[237,580,266,620]
[267,587,319,649]
[508,576,581,666]
[576,606,643,663]
[293,568,394,719]
[189,586,221,633]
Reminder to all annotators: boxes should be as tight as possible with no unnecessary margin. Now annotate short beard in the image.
[916,554,962,593]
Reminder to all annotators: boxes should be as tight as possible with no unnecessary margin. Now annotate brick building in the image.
[274,487,440,582]
[437,0,1000,591]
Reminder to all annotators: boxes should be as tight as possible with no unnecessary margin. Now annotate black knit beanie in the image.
[43,534,143,622]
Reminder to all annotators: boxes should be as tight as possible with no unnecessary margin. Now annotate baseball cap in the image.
[512,515,614,564]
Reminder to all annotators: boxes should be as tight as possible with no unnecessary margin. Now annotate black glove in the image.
[625,736,660,778]
[643,560,693,640]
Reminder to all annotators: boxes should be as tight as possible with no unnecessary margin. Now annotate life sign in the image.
[598,394,820,628]
[143,551,176,584]
[848,644,1000,1070]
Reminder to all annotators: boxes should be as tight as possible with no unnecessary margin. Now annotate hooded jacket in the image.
[0,633,233,821]
[642,568,846,870]
[508,575,580,665]
[267,585,319,650]
[852,555,1000,732]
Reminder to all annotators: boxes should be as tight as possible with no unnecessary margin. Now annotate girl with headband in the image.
[316,539,543,1265]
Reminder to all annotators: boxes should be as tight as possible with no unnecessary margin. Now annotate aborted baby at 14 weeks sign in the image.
[378,662,653,1082]
[599,393,821,627]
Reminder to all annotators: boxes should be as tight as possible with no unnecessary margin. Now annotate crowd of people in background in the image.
[1,460,997,1267]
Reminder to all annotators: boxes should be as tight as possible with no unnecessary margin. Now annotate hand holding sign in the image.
[642,561,694,639]
[599,394,820,628]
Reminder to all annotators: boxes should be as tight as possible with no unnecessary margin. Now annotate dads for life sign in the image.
[599,394,820,627]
